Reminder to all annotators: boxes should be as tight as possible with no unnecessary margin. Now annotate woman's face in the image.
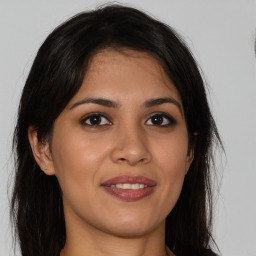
[45,49,193,237]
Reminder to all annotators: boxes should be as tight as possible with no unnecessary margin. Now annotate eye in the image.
[80,113,111,127]
[145,113,176,127]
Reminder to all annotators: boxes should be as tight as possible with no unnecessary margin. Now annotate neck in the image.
[61,218,170,256]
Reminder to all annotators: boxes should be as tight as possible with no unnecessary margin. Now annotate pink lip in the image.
[101,175,156,201]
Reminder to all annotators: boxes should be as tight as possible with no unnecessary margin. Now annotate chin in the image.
[106,225,155,238]
[102,214,164,237]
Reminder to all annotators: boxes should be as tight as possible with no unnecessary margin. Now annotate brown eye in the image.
[81,114,111,126]
[146,113,176,127]
[151,115,164,125]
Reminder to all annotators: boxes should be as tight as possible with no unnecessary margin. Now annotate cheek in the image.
[50,128,110,197]
[153,131,189,174]
[150,132,189,210]
[52,126,109,168]
[50,131,111,222]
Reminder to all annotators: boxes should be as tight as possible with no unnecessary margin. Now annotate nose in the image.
[110,126,152,166]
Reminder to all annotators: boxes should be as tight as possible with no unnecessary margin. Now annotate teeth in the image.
[113,183,147,189]
[132,184,139,189]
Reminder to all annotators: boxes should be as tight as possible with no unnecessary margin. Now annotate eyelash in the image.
[146,112,176,127]
[80,112,112,127]
[80,112,176,128]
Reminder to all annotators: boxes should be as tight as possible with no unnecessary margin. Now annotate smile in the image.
[101,175,156,201]
[109,183,148,189]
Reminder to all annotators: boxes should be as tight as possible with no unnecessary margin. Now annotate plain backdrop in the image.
[1,0,256,255]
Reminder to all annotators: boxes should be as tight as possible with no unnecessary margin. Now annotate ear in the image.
[185,132,198,174]
[28,126,56,176]
[185,148,194,174]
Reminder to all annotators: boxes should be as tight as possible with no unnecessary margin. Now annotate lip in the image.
[101,175,157,186]
[101,175,156,201]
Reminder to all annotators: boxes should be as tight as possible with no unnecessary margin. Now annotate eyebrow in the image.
[70,97,120,110]
[70,96,183,115]
[144,97,183,115]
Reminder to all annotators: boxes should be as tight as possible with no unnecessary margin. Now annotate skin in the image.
[29,49,194,256]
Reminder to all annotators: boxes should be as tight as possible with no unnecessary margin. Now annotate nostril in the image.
[112,145,152,166]
[139,158,146,163]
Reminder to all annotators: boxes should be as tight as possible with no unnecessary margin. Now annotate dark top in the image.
[177,248,218,256]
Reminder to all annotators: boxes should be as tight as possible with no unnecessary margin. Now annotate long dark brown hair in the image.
[11,4,222,256]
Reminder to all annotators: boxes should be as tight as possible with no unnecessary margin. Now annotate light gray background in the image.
[1,0,256,255]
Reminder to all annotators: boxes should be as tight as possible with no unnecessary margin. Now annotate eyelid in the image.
[79,111,176,128]
[145,112,177,126]
[80,112,112,126]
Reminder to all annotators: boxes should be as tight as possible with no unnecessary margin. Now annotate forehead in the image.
[88,48,164,75]
[69,48,182,105]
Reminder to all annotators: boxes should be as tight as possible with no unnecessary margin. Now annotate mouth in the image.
[101,175,156,201]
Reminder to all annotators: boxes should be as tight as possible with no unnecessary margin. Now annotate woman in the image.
[11,4,222,256]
